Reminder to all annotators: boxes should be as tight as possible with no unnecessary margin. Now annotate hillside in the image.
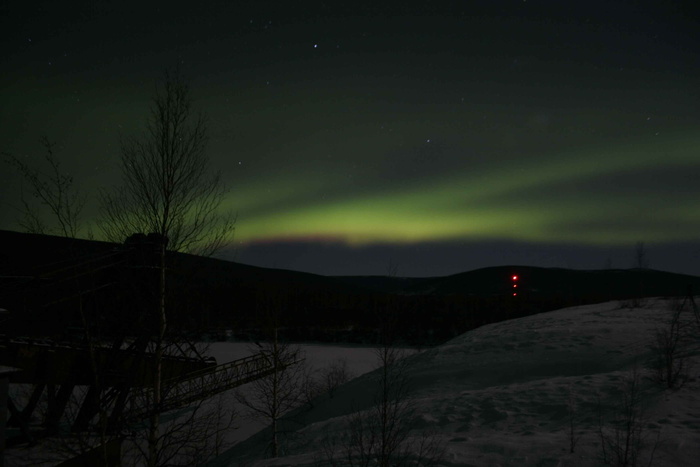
[337,265,700,300]
[3,229,700,346]
[215,298,700,466]
[0,229,361,292]
[0,230,373,340]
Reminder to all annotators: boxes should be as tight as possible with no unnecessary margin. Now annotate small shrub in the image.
[597,367,660,467]
[565,383,581,453]
[321,358,353,399]
[649,307,692,389]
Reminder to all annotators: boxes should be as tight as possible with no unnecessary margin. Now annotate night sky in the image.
[2,1,700,277]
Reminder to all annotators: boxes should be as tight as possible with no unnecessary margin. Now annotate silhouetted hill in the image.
[0,230,362,293]
[2,230,699,345]
[0,230,375,338]
[333,275,431,294]
[0,230,117,276]
[412,265,697,299]
[336,265,700,301]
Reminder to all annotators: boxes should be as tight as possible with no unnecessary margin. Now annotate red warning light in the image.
[512,275,518,281]
[513,292,517,296]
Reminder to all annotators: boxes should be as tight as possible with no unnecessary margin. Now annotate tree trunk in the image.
[148,242,167,466]
[271,327,279,457]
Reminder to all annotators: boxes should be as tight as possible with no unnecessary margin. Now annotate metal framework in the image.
[2,239,302,446]
[124,352,301,423]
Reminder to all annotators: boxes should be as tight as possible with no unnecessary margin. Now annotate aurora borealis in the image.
[2,1,700,276]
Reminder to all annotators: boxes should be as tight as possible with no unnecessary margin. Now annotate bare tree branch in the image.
[3,136,86,237]
[98,67,236,466]
[99,67,235,255]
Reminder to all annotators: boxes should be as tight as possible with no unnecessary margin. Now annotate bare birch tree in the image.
[650,306,692,389]
[99,68,235,255]
[235,326,305,458]
[597,366,660,467]
[321,343,443,467]
[99,67,235,466]
[632,242,649,270]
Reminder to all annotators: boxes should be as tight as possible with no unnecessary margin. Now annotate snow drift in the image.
[218,298,700,466]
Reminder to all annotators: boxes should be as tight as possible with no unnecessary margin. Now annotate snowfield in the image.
[214,298,700,466]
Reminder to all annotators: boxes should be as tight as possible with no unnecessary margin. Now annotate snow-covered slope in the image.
[219,299,700,466]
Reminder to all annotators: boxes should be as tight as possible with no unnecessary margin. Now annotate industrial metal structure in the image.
[0,234,297,457]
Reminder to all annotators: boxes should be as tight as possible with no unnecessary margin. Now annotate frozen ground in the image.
[4,343,386,466]
[203,342,389,450]
[6,299,700,466]
[215,298,700,466]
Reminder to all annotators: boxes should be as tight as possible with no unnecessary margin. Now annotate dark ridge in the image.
[336,265,700,300]
[332,275,432,294]
[407,265,699,299]
[2,229,699,346]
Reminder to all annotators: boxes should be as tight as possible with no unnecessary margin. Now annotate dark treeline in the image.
[3,230,700,347]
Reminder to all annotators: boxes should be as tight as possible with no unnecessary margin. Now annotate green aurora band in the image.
[227,131,700,247]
